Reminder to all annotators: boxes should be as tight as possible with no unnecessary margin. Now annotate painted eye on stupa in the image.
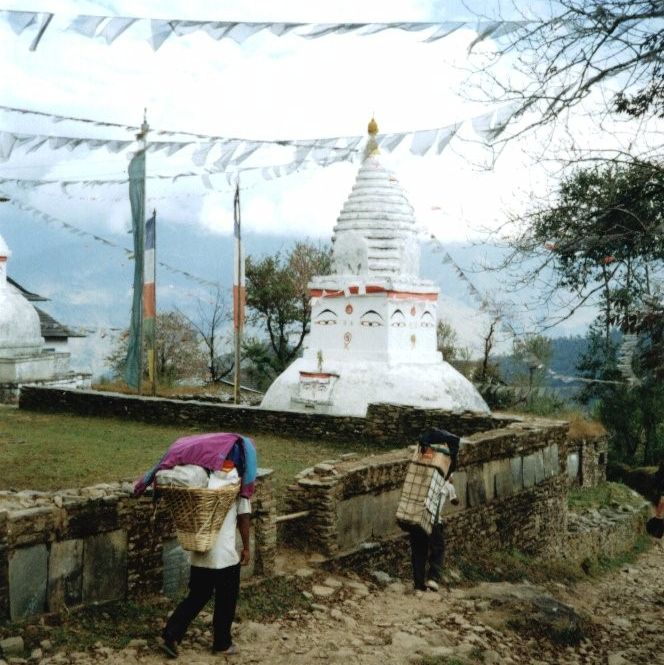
[420,312,435,328]
[315,309,338,325]
[360,310,384,327]
[390,309,407,328]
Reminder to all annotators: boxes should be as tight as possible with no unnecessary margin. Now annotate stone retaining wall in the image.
[319,497,648,577]
[284,419,572,558]
[0,471,276,622]
[566,436,609,487]
[562,502,648,563]
[18,387,512,445]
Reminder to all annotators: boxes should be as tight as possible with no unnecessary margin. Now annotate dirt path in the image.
[28,543,664,665]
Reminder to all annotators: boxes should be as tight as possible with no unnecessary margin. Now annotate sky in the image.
[0,0,661,375]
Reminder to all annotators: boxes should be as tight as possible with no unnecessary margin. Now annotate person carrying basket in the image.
[397,428,460,592]
[133,432,257,658]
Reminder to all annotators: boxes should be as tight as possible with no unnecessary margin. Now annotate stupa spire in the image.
[364,116,380,159]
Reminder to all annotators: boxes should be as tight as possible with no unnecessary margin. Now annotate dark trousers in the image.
[409,522,444,590]
[164,563,240,651]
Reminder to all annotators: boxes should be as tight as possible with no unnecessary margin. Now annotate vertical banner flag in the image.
[233,183,245,329]
[124,149,146,389]
[144,210,156,390]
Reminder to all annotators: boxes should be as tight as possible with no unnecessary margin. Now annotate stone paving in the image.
[2,543,663,665]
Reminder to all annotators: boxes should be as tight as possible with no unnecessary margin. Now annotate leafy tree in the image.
[245,241,331,375]
[241,336,281,392]
[474,1,664,135]
[576,325,622,402]
[499,161,664,331]
[512,334,553,390]
[436,320,459,361]
[107,311,206,386]
[577,319,664,465]
[471,2,664,443]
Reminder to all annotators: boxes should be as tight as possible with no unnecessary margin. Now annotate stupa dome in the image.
[0,233,44,357]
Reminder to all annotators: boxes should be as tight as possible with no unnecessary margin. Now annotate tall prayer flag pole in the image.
[144,209,157,396]
[233,181,245,404]
[124,110,149,392]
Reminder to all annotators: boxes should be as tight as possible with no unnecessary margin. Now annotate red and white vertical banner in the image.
[233,182,244,404]
[143,210,157,394]
[233,184,246,330]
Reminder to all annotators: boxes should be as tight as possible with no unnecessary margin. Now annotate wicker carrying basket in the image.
[159,483,240,552]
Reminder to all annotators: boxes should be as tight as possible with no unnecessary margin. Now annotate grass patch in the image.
[453,548,582,586]
[568,481,645,511]
[0,405,385,507]
[506,612,592,647]
[48,600,167,651]
[0,598,169,652]
[0,577,312,652]
[580,534,651,576]
[417,657,467,665]
[237,576,311,622]
[566,412,606,440]
[451,534,651,588]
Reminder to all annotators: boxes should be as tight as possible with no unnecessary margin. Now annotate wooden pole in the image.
[233,181,243,404]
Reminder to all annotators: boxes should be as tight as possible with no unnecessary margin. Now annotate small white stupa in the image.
[260,119,489,417]
[0,231,90,402]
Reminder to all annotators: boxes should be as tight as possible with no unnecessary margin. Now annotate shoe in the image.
[425,579,440,591]
[214,644,239,656]
[160,636,179,659]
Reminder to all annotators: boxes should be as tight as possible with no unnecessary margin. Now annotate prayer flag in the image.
[233,183,245,330]
[124,149,146,389]
[144,210,156,387]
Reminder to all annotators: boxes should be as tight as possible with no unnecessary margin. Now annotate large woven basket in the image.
[159,483,240,552]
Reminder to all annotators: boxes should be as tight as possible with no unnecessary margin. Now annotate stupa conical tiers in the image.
[260,118,489,417]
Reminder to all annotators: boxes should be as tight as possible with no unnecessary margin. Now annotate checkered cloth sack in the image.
[396,449,450,535]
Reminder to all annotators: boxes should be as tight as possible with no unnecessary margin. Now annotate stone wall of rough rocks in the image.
[284,419,573,559]
[18,387,512,444]
[562,436,609,488]
[0,471,276,622]
[563,500,648,564]
[577,436,609,488]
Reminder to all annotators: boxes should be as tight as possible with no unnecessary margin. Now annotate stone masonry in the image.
[0,471,276,622]
[284,419,572,559]
[18,387,512,445]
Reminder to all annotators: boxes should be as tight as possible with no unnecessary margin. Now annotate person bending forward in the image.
[162,489,251,657]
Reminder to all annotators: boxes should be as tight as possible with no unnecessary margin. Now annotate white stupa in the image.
[260,119,489,417]
[0,231,90,402]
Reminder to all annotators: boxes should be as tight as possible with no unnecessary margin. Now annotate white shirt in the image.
[435,481,458,524]
[190,496,251,569]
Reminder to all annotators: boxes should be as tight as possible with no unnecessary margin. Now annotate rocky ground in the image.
[2,543,663,665]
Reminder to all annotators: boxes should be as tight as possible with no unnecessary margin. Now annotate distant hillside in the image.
[497,335,589,398]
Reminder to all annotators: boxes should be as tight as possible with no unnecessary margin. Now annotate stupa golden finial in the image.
[365,116,380,158]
